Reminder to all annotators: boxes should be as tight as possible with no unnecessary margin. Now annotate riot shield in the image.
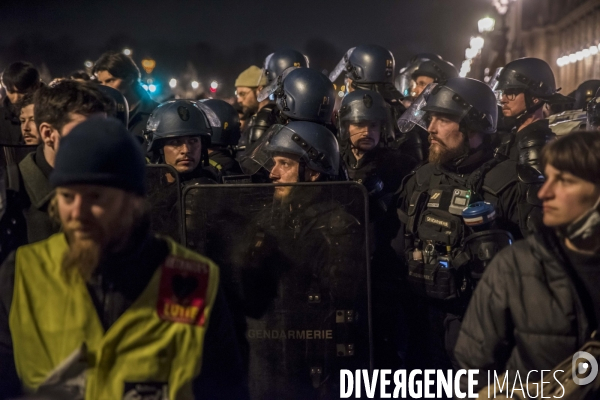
[145,165,185,244]
[183,182,372,400]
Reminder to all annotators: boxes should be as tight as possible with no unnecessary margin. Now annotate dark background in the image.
[0,0,493,98]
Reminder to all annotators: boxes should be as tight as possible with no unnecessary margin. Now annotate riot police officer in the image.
[586,87,600,131]
[145,99,219,185]
[395,53,445,101]
[338,89,418,369]
[410,58,458,99]
[258,48,309,98]
[236,121,368,398]
[393,77,524,375]
[331,44,424,161]
[495,57,573,233]
[200,99,245,178]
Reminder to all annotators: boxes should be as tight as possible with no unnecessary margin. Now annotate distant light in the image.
[583,49,591,58]
[333,84,337,90]
[478,17,495,33]
[576,51,584,61]
[465,47,479,60]
[459,71,468,78]
[146,78,153,84]
[338,91,345,97]
[484,76,491,83]
[142,84,149,91]
[590,46,599,55]
[569,54,577,63]
[210,80,219,90]
[470,36,485,51]
[461,60,472,69]
[123,48,132,56]
[169,78,177,88]
[84,60,93,68]
[341,85,346,92]
[210,87,217,93]
[557,57,565,67]
[148,84,157,93]
[191,81,199,89]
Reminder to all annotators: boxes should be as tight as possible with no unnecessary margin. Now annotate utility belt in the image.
[402,185,513,301]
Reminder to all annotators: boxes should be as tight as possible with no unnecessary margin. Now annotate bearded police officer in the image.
[331,44,424,161]
[236,121,368,398]
[145,99,220,185]
[393,78,524,375]
[0,117,247,399]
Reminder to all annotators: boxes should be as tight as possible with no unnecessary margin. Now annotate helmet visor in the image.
[328,47,356,82]
[257,66,299,102]
[397,83,437,133]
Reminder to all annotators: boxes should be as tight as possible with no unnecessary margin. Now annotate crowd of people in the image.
[0,46,599,399]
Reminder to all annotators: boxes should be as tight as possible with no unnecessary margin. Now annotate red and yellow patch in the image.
[156,255,210,326]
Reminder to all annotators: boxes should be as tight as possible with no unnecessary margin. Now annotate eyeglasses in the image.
[236,90,254,99]
[502,89,523,101]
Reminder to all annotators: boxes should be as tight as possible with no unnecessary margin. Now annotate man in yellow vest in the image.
[0,117,248,399]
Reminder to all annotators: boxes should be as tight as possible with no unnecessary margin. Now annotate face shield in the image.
[257,66,299,103]
[339,97,394,143]
[397,83,438,133]
[258,53,275,88]
[488,67,504,106]
[194,101,221,128]
[328,47,356,82]
[238,124,285,176]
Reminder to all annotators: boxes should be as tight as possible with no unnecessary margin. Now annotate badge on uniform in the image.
[123,381,168,400]
[156,255,210,326]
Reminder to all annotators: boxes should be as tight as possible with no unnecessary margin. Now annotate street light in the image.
[84,60,93,68]
[123,48,132,56]
[191,81,199,89]
[470,36,485,51]
[465,47,479,60]
[169,78,177,88]
[478,17,495,33]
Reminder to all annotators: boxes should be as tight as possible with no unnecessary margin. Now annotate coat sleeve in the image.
[0,251,22,400]
[453,245,517,390]
[193,284,249,400]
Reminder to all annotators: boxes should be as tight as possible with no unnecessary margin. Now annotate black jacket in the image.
[454,227,593,386]
[0,231,248,400]
[128,88,158,140]
[0,97,22,145]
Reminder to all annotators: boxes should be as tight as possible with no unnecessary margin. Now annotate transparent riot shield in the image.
[183,182,372,400]
[145,165,185,244]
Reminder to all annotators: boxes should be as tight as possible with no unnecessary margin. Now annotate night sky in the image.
[0,0,493,95]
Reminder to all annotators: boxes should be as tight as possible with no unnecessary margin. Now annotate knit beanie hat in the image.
[235,65,267,88]
[50,116,146,196]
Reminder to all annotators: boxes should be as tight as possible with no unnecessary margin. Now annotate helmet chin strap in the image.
[514,93,544,127]
[563,194,600,243]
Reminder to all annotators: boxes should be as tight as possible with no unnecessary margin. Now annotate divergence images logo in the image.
[572,351,598,385]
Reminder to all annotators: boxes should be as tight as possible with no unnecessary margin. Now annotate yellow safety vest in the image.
[10,233,220,400]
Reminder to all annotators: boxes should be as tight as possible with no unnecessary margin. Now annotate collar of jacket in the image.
[439,142,493,175]
[18,149,54,210]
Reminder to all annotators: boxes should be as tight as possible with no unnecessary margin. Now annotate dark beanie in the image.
[50,116,146,196]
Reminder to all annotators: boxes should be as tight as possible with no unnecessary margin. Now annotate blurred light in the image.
[484,76,491,83]
[557,57,566,67]
[341,85,346,92]
[461,60,472,69]
[576,51,584,61]
[148,84,157,93]
[123,48,132,56]
[590,46,599,55]
[478,17,495,33]
[484,67,490,75]
[210,80,219,90]
[470,36,485,51]
[583,49,591,58]
[459,71,468,78]
[465,47,479,60]
[338,91,345,97]
[146,78,153,84]
[210,87,217,93]
[191,81,199,89]
[169,78,177,88]
[142,84,149,91]
[84,60,93,68]
[569,54,577,63]
[141,59,156,74]
[333,84,337,90]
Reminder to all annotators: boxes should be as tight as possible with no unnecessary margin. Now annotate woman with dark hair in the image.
[454,130,600,393]
[92,51,158,139]
[0,61,41,144]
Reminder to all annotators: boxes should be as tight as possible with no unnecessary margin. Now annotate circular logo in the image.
[224,122,229,130]
[177,106,190,121]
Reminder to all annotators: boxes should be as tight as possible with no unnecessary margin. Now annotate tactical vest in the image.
[402,161,514,301]
[10,233,220,399]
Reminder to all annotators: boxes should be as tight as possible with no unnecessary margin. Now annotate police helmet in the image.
[200,99,241,146]
[395,53,443,97]
[345,44,395,84]
[265,121,340,177]
[263,49,309,84]
[96,85,129,126]
[586,88,600,130]
[275,68,335,124]
[574,80,600,110]
[410,59,458,83]
[496,58,571,103]
[422,77,498,134]
[145,99,219,152]
[337,89,392,143]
